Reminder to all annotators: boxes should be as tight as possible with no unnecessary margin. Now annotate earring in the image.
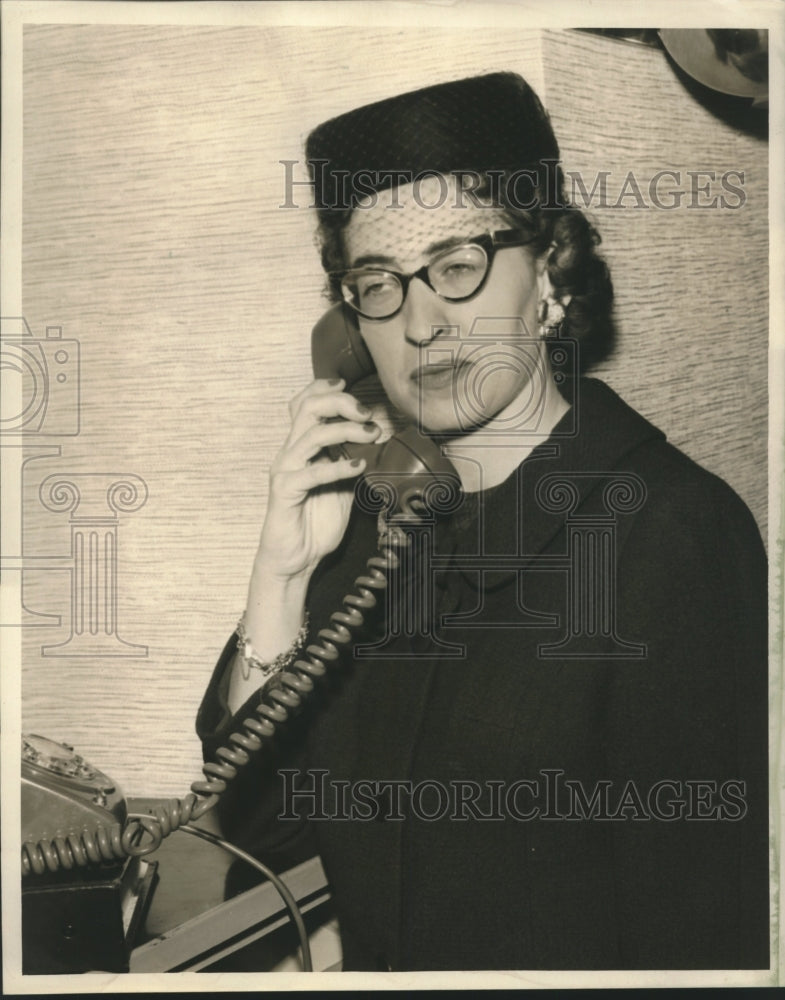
[537,297,566,338]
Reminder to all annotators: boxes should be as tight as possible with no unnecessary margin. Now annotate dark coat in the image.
[197,378,769,972]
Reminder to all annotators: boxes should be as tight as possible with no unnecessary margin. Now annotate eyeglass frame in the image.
[330,228,540,321]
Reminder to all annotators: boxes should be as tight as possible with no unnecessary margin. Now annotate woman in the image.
[197,73,768,971]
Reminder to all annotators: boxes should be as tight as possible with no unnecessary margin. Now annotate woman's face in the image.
[342,175,550,436]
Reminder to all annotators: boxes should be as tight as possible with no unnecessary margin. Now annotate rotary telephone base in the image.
[20,734,159,974]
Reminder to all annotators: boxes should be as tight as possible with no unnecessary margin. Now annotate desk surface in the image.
[127,799,338,973]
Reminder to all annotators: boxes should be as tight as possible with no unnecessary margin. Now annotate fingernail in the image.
[327,378,342,386]
[363,421,379,433]
[350,457,365,468]
[356,403,371,415]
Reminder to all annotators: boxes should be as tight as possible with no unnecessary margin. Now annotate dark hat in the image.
[305,72,560,213]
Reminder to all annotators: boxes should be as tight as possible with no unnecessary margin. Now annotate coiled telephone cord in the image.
[21,529,406,878]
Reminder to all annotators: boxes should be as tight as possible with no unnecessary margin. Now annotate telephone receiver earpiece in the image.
[311,301,377,387]
[311,303,460,516]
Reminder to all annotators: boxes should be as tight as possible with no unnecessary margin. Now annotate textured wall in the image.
[18,26,767,797]
[541,30,767,516]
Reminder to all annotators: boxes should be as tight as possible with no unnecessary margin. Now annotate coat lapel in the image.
[455,378,666,579]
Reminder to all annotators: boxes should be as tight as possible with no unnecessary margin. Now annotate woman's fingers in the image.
[287,379,371,438]
[269,455,366,502]
[287,377,345,418]
[279,417,381,470]
[255,382,374,579]
[273,378,382,473]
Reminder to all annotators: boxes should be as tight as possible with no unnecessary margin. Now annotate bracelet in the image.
[236,610,310,682]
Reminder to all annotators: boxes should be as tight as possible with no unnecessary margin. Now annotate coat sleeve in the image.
[193,502,382,878]
[606,459,769,969]
[194,632,320,876]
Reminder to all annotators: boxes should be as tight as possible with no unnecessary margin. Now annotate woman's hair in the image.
[313,164,614,367]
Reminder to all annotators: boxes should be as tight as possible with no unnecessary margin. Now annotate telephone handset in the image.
[311,303,459,517]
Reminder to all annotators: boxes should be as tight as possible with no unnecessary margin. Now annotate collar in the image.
[446,377,666,571]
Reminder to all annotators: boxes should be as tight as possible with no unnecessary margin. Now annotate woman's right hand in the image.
[227,378,380,711]
[255,377,381,586]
